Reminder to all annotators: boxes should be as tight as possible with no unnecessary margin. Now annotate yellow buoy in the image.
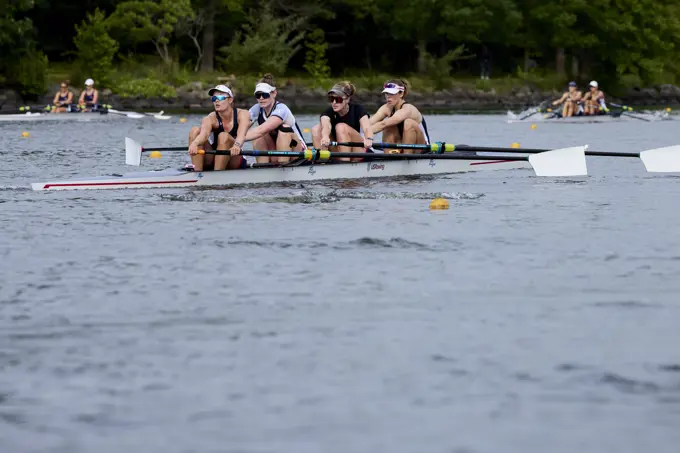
[510,142,520,149]
[530,124,537,130]
[179,117,187,123]
[429,198,449,210]
[303,127,310,133]
[149,151,163,158]
[666,107,672,113]
[21,131,30,138]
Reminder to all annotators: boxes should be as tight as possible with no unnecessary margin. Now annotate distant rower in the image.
[243,73,306,164]
[52,81,73,113]
[187,84,251,171]
[78,78,99,112]
[370,79,430,153]
[582,80,607,115]
[552,81,582,118]
[312,81,373,162]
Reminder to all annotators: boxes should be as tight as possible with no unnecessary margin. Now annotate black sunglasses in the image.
[255,92,271,99]
[328,95,345,104]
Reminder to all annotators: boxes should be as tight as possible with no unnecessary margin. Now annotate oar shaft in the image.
[331,141,432,150]
[452,145,640,158]
[144,146,186,151]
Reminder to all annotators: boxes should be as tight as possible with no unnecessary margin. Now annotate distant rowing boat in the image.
[507,114,623,124]
[0,109,171,122]
[507,110,671,124]
[0,111,110,122]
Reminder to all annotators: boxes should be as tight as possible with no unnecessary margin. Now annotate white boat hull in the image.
[0,112,109,122]
[508,114,622,124]
[31,158,530,191]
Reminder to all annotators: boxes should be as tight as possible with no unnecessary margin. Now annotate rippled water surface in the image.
[2,113,680,453]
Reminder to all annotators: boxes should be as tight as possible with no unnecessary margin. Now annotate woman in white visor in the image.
[244,73,306,164]
[369,78,430,153]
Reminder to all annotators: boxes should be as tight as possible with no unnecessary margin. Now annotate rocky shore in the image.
[2,82,680,113]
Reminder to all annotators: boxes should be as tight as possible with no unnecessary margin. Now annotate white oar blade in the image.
[639,145,680,172]
[528,146,588,177]
[125,137,143,166]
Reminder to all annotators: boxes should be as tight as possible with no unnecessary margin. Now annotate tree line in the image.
[2,0,680,96]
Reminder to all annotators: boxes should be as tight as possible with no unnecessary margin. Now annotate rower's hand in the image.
[364,138,373,149]
[188,142,199,156]
[320,137,331,149]
[229,144,241,156]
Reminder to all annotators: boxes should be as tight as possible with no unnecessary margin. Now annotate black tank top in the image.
[215,107,239,138]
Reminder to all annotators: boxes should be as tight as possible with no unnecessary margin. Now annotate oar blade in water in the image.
[528,146,588,177]
[639,145,680,173]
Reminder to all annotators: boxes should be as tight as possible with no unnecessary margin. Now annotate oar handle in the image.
[198,149,332,159]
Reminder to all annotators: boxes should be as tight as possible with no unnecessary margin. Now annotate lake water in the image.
[2,113,680,453]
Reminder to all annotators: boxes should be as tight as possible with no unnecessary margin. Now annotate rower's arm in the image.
[244,116,283,142]
[359,115,373,140]
[320,115,332,141]
[372,104,413,133]
[66,92,73,104]
[78,92,85,104]
[92,90,99,105]
[369,105,388,125]
[52,92,60,104]
[191,115,214,146]
[234,109,251,148]
[552,93,567,105]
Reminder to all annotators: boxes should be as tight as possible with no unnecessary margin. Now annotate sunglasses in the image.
[383,83,404,90]
[255,92,271,99]
[328,95,345,104]
[211,95,229,102]
[60,86,68,89]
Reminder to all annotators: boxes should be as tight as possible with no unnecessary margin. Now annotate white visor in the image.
[208,85,233,97]
[382,85,405,95]
[85,78,94,86]
[254,83,276,94]
[589,80,598,88]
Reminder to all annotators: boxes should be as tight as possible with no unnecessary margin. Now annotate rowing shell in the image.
[507,114,623,124]
[31,158,532,191]
[0,112,110,122]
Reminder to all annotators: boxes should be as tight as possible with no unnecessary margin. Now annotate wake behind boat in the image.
[30,138,590,191]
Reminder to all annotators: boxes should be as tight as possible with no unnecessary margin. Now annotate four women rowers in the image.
[188,74,430,171]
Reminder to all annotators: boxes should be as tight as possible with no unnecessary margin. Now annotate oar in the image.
[449,144,680,173]
[330,141,680,172]
[143,111,172,120]
[516,101,551,121]
[607,103,651,122]
[0,106,40,115]
[108,108,145,119]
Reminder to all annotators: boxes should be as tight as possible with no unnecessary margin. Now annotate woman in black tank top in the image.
[188,84,251,172]
[311,81,374,162]
[369,78,430,154]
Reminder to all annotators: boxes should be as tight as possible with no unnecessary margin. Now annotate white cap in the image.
[382,83,405,95]
[208,84,234,97]
[254,83,276,94]
[85,78,94,86]
[589,80,598,88]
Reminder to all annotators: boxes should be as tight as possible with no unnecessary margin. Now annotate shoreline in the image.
[2,83,679,114]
